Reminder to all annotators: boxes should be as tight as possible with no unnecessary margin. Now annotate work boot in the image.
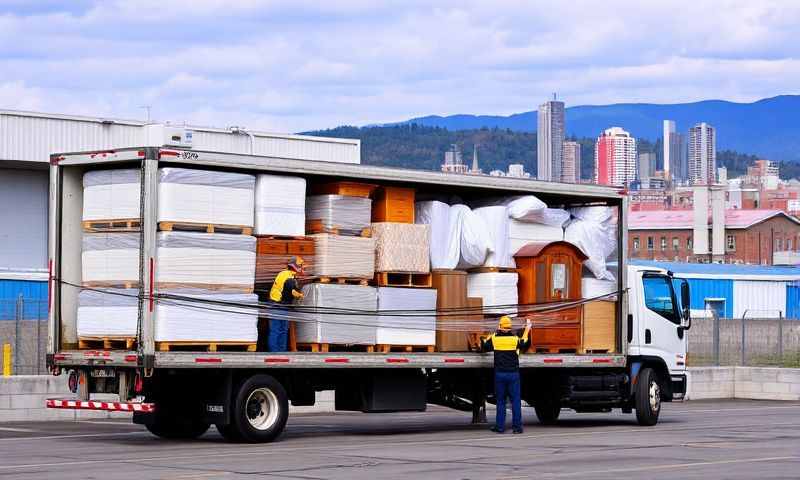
[512,428,524,434]
[490,426,504,433]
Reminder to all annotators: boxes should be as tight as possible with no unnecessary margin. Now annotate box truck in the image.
[46,147,690,442]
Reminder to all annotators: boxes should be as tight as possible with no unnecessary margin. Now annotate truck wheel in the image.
[635,367,661,426]
[145,417,210,439]
[229,374,289,443]
[534,400,561,425]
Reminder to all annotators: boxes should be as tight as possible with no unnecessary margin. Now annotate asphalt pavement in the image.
[0,400,798,480]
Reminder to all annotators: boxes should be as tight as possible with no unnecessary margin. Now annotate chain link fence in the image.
[688,316,800,367]
[0,296,47,375]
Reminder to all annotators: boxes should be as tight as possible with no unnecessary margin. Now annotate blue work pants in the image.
[495,371,522,431]
[268,306,288,352]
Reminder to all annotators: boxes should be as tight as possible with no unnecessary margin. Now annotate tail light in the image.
[68,370,79,393]
[134,372,143,394]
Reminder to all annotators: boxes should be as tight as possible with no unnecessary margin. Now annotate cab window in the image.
[642,274,679,324]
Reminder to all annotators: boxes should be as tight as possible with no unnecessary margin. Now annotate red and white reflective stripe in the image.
[195,357,222,363]
[324,358,349,363]
[444,358,465,363]
[264,357,290,363]
[592,358,612,364]
[159,150,180,158]
[386,358,409,364]
[83,350,111,357]
[543,358,563,364]
[46,399,155,413]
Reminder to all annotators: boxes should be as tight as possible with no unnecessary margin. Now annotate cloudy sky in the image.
[1,0,798,133]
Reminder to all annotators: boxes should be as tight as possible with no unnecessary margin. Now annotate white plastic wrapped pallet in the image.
[155,292,258,343]
[372,223,430,273]
[254,174,306,236]
[467,272,519,315]
[306,195,371,234]
[158,168,255,227]
[376,287,437,345]
[312,234,375,278]
[82,170,141,221]
[296,283,377,345]
[82,233,140,285]
[77,289,139,337]
[473,205,513,268]
[415,200,460,269]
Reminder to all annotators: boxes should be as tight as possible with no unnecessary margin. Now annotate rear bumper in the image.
[46,398,155,413]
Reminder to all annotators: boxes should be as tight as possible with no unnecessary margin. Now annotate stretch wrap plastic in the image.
[372,223,430,273]
[376,287,436,345]
[311,234,375,278]
[82,169,141,221]
[473,205,513,268]
[306,195,371,233]
[77,289,139,337]
[452,205,491,269]
[81,233,140,285]
[565,206,617,281]
[508,220,565,256]
[415,200,459,269]
[582,277,618,298]
[158,167,255,227]
[155,292,258,343]
[296,283,377,345]
[467,272,519,315]
[255,174,306,236]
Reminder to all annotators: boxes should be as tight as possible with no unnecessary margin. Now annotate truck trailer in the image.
[46,147,691,442]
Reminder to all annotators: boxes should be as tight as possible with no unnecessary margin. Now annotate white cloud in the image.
[0,0,798,132]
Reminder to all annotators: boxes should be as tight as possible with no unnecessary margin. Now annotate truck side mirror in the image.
[679,279,691,329]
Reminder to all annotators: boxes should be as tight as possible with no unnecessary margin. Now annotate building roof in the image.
[630,260,800,281]
[628,209,800,230]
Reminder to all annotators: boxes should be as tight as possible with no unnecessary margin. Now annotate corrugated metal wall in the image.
[0,169,48,270]
[733,280,787,318]
[0,279,48,320]
[684,278,734,318]
[187,130,360,164]
[786,283,800,319]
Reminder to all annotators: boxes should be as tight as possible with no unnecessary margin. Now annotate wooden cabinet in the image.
[372,186,415,223]
[431,270,469,352]
[514,241,587,353]
[310,181,377,198]
[582,300,616,353]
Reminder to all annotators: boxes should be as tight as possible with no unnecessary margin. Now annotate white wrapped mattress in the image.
[312,234,375,278]
[158,168,255,227]
[376,287,436,345]
[582,277,617,297]
[307,195,371,234]
[296,283,377,345]
[155,292,258,342]
[508,220,564,256]
[81,233,140,285]
[467,272,519,315]
[82,170,141,221]
[452,204,491,269]
[77,289,139,337]
[372,223,430,273]
[255,174,306,236]
[155,232,256,290]
[416,200,459,269]
[474,206,513,268]
[565,206,618,281]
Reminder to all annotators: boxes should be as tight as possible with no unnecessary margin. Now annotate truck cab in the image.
[626,265,691,424]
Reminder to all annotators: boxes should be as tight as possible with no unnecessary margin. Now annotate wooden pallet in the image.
[374,272,432,288]
[82,281,139,289]
[375,344,435,353]
[306,223,372,237]
[314,276,371,286]
[158,221,253,235]
[78,337,137,350]
[468,266,519,274]
[156,342,257,352]
[296,343,376,353]
[82,219,141,233]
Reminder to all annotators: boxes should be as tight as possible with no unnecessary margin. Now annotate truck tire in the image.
[534,400,561,425]
[145,417,210,439]
[215,424,243,442]
[635,367,661,426]
[228,374,289,443]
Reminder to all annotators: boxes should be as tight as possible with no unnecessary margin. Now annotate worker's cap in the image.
[498,316,513,330]
[288,256,306,271]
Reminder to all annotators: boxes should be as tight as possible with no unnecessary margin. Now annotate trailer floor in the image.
[0,400,798,480]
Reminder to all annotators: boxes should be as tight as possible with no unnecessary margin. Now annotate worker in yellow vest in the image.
[481,316,532,434]
[263,256,305,352]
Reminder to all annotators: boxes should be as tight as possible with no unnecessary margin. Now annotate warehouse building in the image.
[0,109,361,315]
[632,260,800,319]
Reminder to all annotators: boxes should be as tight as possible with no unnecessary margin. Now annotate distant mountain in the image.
[391,95,800,162]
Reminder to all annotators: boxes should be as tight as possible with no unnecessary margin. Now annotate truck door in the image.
[639,273,687,373]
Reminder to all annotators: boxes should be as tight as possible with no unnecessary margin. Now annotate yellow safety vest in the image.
[490,333,523,355]
[269,270,296,303]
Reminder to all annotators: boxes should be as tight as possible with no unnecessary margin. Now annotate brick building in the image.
[629,209,800,264]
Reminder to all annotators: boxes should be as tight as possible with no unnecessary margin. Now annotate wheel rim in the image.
[245,387,279,431]
[649,379,661,413]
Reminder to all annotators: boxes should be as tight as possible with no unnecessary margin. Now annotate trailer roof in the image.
[54,147,624,202]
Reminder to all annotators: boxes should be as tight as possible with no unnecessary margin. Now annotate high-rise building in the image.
[662,120,688,181]
[638,152,656,186]
[441,144,468,173]
[562,141,581,183]
[537,99,565,181]
[688,122,716,185]
[594,127,637,187]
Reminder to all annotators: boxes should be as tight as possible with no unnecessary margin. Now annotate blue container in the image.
[0,279,48,321]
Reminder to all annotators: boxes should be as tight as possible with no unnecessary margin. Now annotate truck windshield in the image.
[642,274,679,324]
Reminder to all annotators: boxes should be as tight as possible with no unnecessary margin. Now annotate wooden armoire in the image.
[514,241,587,353]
